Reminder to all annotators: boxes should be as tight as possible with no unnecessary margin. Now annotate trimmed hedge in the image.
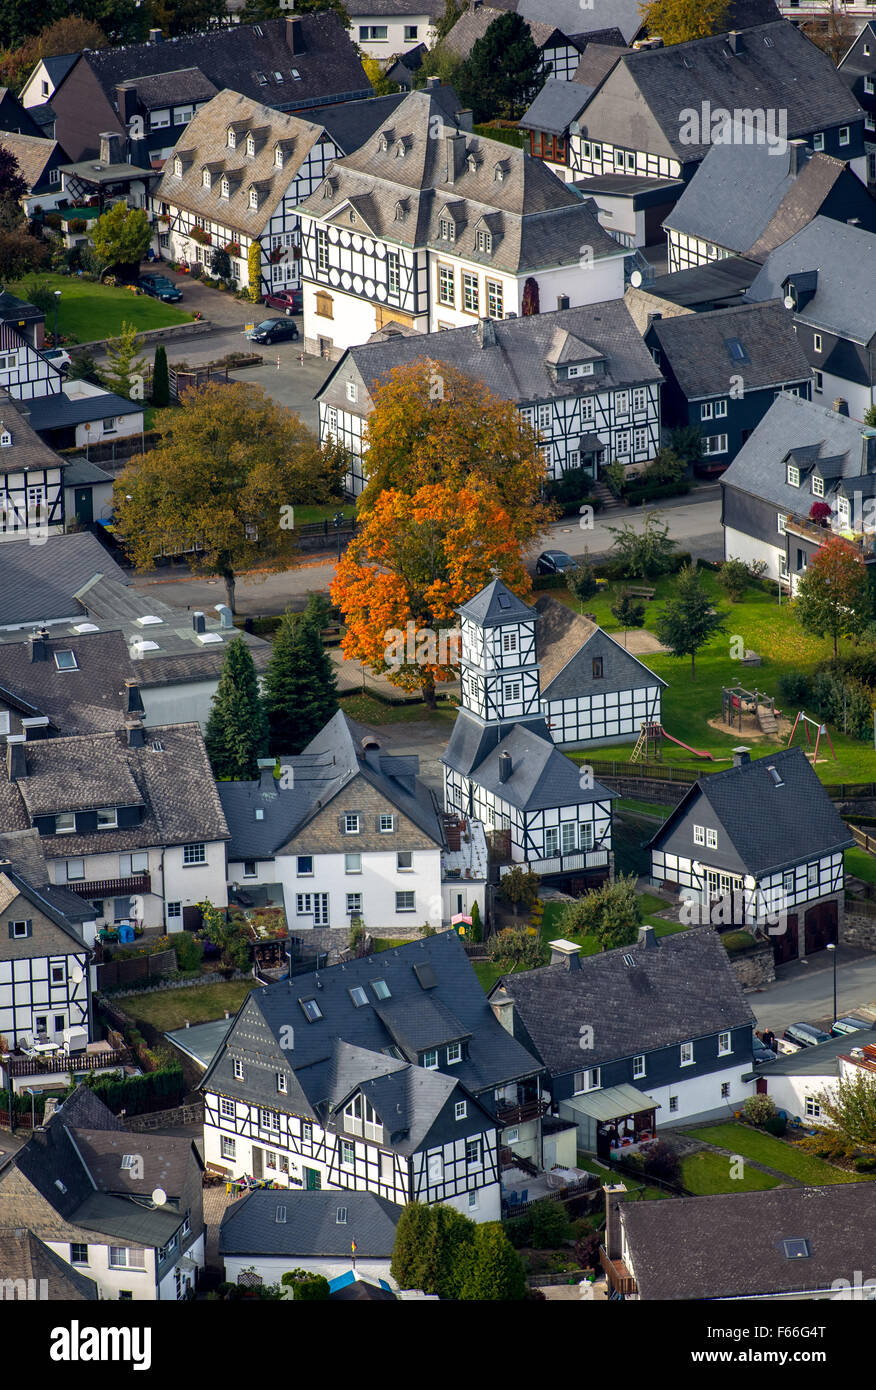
[76,1065,185,1116]
[622,481,691,505]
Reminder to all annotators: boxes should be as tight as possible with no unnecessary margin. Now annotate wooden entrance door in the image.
[304,1166,321,1190]
[772,912,798,966]
[804,900,838,956]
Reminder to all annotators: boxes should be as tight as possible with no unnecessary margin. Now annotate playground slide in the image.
[660,728,714,760]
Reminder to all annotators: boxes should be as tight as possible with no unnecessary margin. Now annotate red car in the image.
[262,288,302,315]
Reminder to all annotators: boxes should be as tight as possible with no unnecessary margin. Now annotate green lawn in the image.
[293,503,357,525]
[11,273,190,344]
[337,693,458,726]
[616,797,673,819]
[561,569,876,786]
[372,937,415,953]
[122,980,263,1032]
[680,1149,781,1195]
[686,1124,870,1184]
[846,846,876,887]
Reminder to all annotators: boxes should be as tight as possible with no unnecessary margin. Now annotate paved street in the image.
[749,945,876,1034]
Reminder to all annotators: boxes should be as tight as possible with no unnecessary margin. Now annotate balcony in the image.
[496,1097,550,1125]
[600,1246,636,1296]
[784,515,875,557]
[527,849,609,875]
[3,1044,131,1079]
[67,873,151,900]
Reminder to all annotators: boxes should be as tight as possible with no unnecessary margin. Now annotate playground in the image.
[631,690,839,768]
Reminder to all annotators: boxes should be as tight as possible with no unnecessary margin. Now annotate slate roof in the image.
[0,723,230,856]
[155,89,328,239]
[493,927,755,1076]
[444,713,617,812]
[837,20,876,80]
[40,53,78,87]
[458,578,534,628]
[571,42,628,90]
[621,1183,876,1300]
[442,6,574,60]
[641,257,762,315]
[0,1227,99,1299]
[516,0,642,45]
[0,868,91,950]
[0,132,64,190]
[305,92,406,156]
[533,595,665,699]
[663,141,866,258]
[576,23,864,164]
[646,300,812,399]
[0,89,43,140]
[217,710,444,860]
[80,16,371,116]
[646,746,855,877]
[74,1130,202,1198]
[0,391,67,474]
[294,88,624,275]
[518,78,599,135]
[744,216,876,346]
[320,300,662,415]
[0,531,130,629]
[118,67,219,110]
[217,1187,400,1258]
[0,629,131,735]
[718,392,876,519]
[344,0,443,13]
[201,930,543,1102]
[25,389,141,432]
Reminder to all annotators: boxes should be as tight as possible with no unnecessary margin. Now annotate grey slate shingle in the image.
[217,1187,401,1258]
[745,215,876,345]
[647,300,812,399]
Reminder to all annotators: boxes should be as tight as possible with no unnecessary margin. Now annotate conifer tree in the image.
[151,344,169,407]
[205,636,268,779]
[458,1222,526,1301]
[263,598,338,754]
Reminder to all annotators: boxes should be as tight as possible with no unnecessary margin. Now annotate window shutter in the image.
[7,922,13,939]
[375,815,382,832]
[338,814,345,833]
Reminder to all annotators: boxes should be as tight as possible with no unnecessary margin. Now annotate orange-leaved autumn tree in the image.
[794,533,873,656]
[358,359,554,544]
[332,483,531,708]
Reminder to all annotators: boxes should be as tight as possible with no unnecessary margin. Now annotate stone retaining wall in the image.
[125,1100,204,1132]
[77,319,215,355]
[727,942,776,990]
[600,777,688,806]
[843,911,876,951]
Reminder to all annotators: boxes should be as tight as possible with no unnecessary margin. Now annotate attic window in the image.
[322,180,333,197]
[378,133,388,151]
[202,169,211,188]
[336,1207,347,1224]
[54,650,77,670]
[767,765,784,787]
[256,72,267,85]
[291,69,301,79]
[787,464,800,487]
[476,229,492,254]
[274,147,283,167]
[349,985,369,1007]
[273,71,284,83]
[0,428,11,447]
[413,961,437,989]
[622,954,636,967]
[152,740,164,752]
[371,978,391,1000]
[249,188,258,209]
[493,162,505,182]
[467,153,478,172]
[394,201,406,220]
[724,338,750,364]
[300,997,323,1022]
[439,217,455,242]
[136,614,163,625]
[275,1205,287,1223]
[221,176,230,197]
[120,1154,139,1169]
[782,1238,810,1259]
[173,156,182,176]
[763,34,774,47]
[246,135,255,157]
[55,1179,67,1193]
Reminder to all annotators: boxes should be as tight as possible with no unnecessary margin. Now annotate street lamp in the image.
[826,942,837,1029]
[25,1086,37,1132]
[333,511,345,561]
[53,290,61,348]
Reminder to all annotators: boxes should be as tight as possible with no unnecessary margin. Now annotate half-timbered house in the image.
[201,932,546,1218]
[442,579,617,881]
[646,746,854,961]
[0,863,95,1049]
[317,299,662,493]
[294,86,628,358]
[0,394,66,543]
[441,6,583,83]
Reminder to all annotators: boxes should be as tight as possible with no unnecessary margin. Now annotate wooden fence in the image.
[849,825,876,856]
[95,948,178,991]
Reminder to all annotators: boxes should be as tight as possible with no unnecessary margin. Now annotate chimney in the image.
[425,75,440,90]
[20,716,50,741]
[647,312,662,325]
[148,26,162,42]
[834,398,849,417]
[637,925,658,950]
[99,132,124,165]
[788,139,807,177]
[42,1097,59,1124]
[604,1183,628,1260]
[116,86,138,128]
[490,992,515,1035]
[456,109,474,132]
[557,294,570,311]
[257,757,278,795]
[477,317,497,348]
[732,745,751,767]
[6,734,26,782]
[445,131,466,184]
[30,626,49,662]
[498,750,512,783]
[549,938,582,970]
[286,17,303,54]
[727,30,741,54]
[125,679,145,717]
[127,722,146,748]
[214,604,234,630]
[192,611,206,634]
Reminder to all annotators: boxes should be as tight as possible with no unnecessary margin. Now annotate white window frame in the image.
[693,824,705,845]
[814,333,822,353]
[455,1100,467,1120]
[706,828,718,849]
[573,1067,600,1094]
[787,464,800,487]
[344,813,360,835]
[183,842,206,865]
[680,1041,694,1066]
[812,476,824,498]
[632,1054,645,1079]
[718,1031,731,1056]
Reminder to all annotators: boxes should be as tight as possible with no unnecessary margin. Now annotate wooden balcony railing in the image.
[68,873,151,900]
[496,1098,549,1125]
[600,1246,637,1296]
[4,1047,130,1077]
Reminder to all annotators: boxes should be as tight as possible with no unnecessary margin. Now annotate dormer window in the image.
[0,428,10,448]
[220,176,230,198]
[467,153,478,172]
[439,217,455,241]
[246,134,255,157]
[249,187,258,209]
[378,133,388,151]
[394,200,406,221]
[173,156,182,176]
[787,464,800,487]
[274,146,283,167]
[812,476,824,498]
[227,128,236,149]
[202,168,211,188]
[349,209,356,224]
[322,179,334,198]
[476,229,492,253]
[393,138,408,158]
[494,162,505,182]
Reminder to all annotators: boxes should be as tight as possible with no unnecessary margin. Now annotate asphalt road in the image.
[749,946,876,1035]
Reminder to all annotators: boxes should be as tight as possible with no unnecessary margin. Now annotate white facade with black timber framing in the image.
[0,322,62,403]
[0,393,66,542]
[0,869,94,1048]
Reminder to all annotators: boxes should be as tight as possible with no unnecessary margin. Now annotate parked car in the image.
[40,347,71,374]
[139,274,183,302]
[247,317,299,344]
[262,288,302,315]
[783,1022,832,1048]
[752,1039,777,1064]
[830,1015,874,1038]
[535,549,576,576]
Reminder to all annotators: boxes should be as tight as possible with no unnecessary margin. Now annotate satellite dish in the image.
[783,294,795,310]
[630,269,643,288]
[70,963,84,984]
[151,1187,167,1207]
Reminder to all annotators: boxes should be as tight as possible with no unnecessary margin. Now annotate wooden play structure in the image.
[721,684,780,737]
[787,710,837,763]
[630,721,713,762]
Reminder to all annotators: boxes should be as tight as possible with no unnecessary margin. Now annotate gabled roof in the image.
[0,628,130,736]
[646,300,812,400]
[0,391,67,474]
[0,132,65,190]
[0,868,90,950]
[837,20,876,78]
[719,392,876,517]
[442,6,577,61]
[0,1227,99,1299]
[73,1129,202,1198]
[217,1188,400,1258]
[745,216,876,346]
[533,595,666,699]
[663,139,874,258]
[445,714,617,812]
[39,53,78,86]
[645,746,855,877]
[118,67,219,110]
[621,1183,876,1300]
[493,926,755,1076]
[0,531,131,628]
[518,78,598,136]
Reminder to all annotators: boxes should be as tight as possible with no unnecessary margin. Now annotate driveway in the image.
[748,944,876,1034]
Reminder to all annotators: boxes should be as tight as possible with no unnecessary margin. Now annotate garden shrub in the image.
[743,1094,777,1126]
[639,1139,681,1186]
[777,670,812,707]
[174,934,204,972]
[528,1199,571,1249]
[503,1214,532,1248]
[763,1115,788,1137]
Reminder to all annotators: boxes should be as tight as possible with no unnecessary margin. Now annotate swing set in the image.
[787,710,837,762]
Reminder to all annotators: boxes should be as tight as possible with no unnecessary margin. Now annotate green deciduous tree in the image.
[607,509,678,578]
[566,557,598,610]
[639,0,731,45]
[817,1069,876,1154]
[151,344,169,407]
[455,11,545,121]
[794,534,872,657]
[611,591,646,647]
[198,899,252,972]
[263,598,338,755]
[558,873,642,951]
[0,226,49,279]
[654,561,726,679]
[204,636,269,780]
[497,865,540,921]
[101,320,147,400]
[91,202,151,272]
